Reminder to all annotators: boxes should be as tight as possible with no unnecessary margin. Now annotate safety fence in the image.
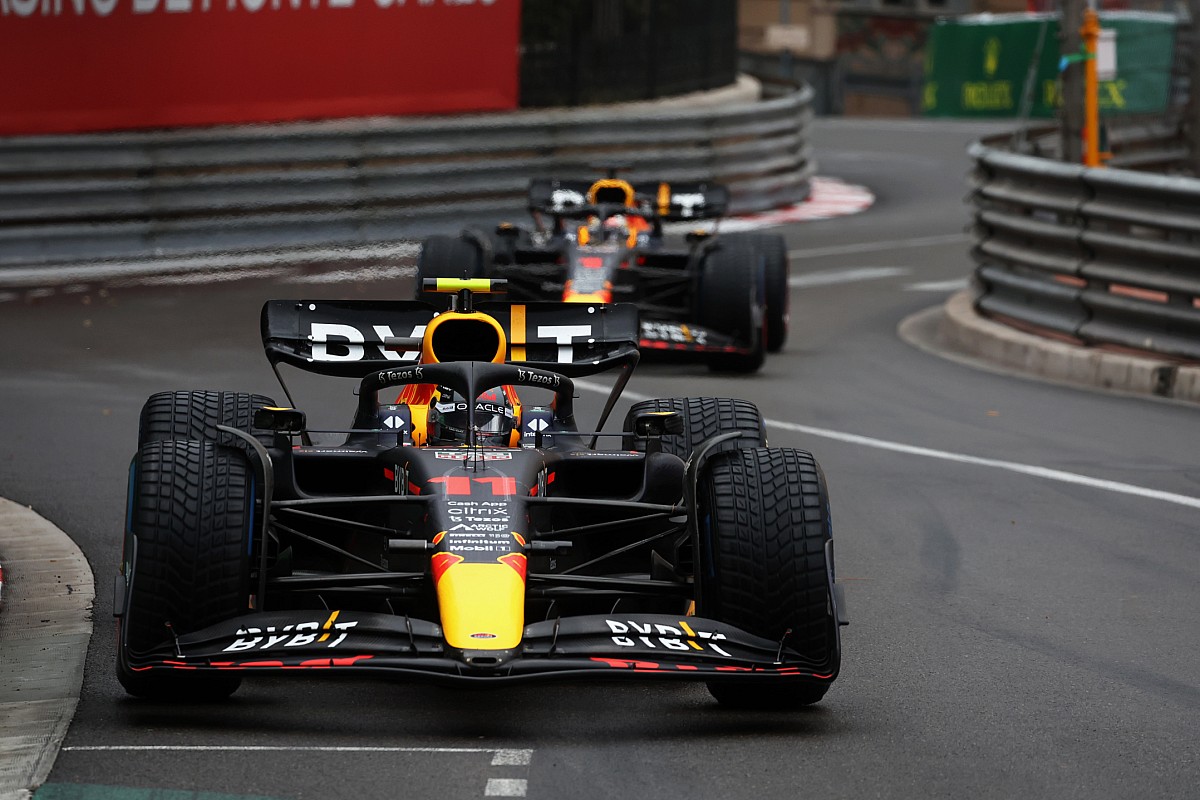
[969,126,1200,362]
[0,84,814,274]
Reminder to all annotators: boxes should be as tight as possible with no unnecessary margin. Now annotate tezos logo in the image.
[519,369,559,387]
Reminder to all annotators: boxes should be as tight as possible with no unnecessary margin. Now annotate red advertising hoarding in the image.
[0,0,520,135]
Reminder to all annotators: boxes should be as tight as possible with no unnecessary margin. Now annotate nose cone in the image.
[434,557,527,651]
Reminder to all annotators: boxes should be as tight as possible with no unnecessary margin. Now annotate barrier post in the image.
[1060,0,1085,163]
[1082,5,1103,167]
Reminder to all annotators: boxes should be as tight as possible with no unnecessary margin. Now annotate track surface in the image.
[2,120,1198,799]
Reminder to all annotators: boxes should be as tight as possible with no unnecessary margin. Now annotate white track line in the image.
[64,748,535,796]
[64,745,535,798]
[789,267,908,288]
[767,419,1200,511]
[905,278,970,292]
[577,381,1200,511]
[787,233,968,260]
[63,746,532,755]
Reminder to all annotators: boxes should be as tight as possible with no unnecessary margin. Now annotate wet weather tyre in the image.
[724,232,789,352]
[480,224,533,266]
[622,397,765,460]
[698,447,838,708]
[697,241,765,372]
[116,439,253,700]
[416,234,483,307]
[138,390,277,449]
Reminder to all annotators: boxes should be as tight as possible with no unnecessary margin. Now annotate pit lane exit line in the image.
[577,382,1200,511]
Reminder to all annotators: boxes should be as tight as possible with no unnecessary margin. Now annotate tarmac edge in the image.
[0,499,94,800]
[901,289,1200,405]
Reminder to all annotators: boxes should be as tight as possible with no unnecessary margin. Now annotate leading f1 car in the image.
[116,279,846,707]
[415,176,791,373]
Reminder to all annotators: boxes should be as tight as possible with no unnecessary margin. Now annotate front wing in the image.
[486,263,760,358]
[122,611,837,686]
[637,320,758,358]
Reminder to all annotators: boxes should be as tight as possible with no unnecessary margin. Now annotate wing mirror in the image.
[631,411,683,437]
[253,406,307,433]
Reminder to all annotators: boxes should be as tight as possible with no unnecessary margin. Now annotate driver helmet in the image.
[431,386,517,447]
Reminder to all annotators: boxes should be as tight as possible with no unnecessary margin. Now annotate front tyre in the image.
[697,447,839,708]
[138,390,277,449]
[723,232,789,352]
[697,241,766,373]
[623,397,764,461]
[116,439,253,700]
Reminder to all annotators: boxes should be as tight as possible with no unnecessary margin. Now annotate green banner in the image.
[922,12,1176,118]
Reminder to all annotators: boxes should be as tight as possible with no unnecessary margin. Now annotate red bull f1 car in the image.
[116,279,845,707]
[414,177,790,372]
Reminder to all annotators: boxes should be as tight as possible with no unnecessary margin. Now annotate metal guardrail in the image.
[0,85,815,271]
[969,129,1200,361]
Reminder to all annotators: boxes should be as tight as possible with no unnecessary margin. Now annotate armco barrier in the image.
[0,84,814,272]
[969,132,1200,361]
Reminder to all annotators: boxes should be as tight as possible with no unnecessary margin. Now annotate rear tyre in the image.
[622,397,764,460]
[484,224,533,265]
[697,241,765,373]
[138,390,277,449]
[698,447,838,708]
[416,234,483,307]
[116,440,253,700]
[724,233,789,352]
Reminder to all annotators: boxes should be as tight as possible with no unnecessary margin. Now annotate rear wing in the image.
[261,299,640,379]
[528,178,728,221]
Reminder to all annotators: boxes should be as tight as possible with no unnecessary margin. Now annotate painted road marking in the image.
[716,177,874,230]
[575,381,1200,512]
[789,266,908,289]
[64,746,533,755]
[62,746,535,798]
[485,778,529,797]
[32,786,280,800]
[663,176,874,235]
[905,278,970,292]
[765,419,1200,511]
[787,233,968,261]
[492,749,533,766]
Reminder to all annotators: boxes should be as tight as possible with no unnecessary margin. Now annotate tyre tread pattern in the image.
[624,397,764,460]
[723,232,789,352]
[126,439,251,651]
[698,240,766,372]
[138,390,276,449]
[699,447,836,706]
